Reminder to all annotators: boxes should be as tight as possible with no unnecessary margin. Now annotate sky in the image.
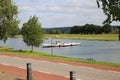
[13,0,120,28]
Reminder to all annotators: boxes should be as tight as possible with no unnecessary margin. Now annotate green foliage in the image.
[70,24,102,34]
[10,20,19,37]
[22,16,44,52]
[70,25,81,34]
[50,29,62,34]
[0,0,19,42]
[118,26,120,40]
[44,27,71,34]
[102,24,112,33]
[97,0,120,40]
[97,0,120,24]
[1,48,120,67]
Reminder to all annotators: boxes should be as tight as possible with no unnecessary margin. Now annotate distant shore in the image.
[45,34,119,41]
[14,34,119,41]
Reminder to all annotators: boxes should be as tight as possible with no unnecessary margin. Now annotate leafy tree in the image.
[10,20,19,37]
[83,24,102,34]
[70,24,102,34]
[56,29,62,34]
[97,0,120,40]
[50,30,56,34]
[0,0,19,42]
[70,25,81,34]
[50,29,61,34]
[22,16,44,52]
[95,26,102,34]
[102,24,112,34]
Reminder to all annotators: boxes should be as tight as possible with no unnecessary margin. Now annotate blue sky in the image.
[13,0,120,28]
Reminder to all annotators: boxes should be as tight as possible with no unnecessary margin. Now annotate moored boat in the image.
[42,41,80,48]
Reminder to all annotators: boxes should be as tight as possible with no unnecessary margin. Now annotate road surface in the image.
[0,55,120,80]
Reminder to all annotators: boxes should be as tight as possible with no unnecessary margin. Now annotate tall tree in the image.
[97,0,120,40]
[0,0,19,42]
[22,16,44,52]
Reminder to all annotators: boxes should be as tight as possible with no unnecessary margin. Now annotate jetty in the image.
[42,41,80,48]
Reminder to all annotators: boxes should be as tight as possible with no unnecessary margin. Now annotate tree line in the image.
[44,24,118,34]
[44,27,71,34]
[70,24,114,34]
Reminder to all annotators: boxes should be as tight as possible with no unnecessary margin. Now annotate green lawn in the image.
[0,46,120,67]
[14,34,119,41]
[45,34,119,41]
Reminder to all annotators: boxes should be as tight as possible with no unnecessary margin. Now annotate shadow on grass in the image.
[9,49,29,53]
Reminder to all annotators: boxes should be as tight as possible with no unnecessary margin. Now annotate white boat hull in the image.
[42,42,80,48]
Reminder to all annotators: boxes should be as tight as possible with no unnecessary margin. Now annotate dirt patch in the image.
[0,64,68,80]
[0,72,23,80]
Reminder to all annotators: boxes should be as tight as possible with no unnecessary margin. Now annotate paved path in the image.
[0,55,120,80]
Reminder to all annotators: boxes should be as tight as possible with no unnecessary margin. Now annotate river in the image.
[0,38,120,63]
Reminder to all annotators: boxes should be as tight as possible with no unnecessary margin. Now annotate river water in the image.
[0,38,120,63]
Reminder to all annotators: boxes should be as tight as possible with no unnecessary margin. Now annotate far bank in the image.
[14,34,119,41]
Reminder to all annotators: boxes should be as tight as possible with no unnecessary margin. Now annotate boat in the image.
[42,41,80,48]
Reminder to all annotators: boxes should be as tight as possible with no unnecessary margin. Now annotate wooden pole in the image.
[118,26,120,41]
[27,63,32,80]
[51,38,53,56]
[70,71,76,80]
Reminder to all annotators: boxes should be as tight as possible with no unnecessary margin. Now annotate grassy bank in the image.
[0,46,120,67]
[14,34,119,41]
[45,34,119,41]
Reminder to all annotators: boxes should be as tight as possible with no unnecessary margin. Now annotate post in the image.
[27,63,32,80]
[70,71,76,80]
[51,38,53,56]
[118,26,120,41]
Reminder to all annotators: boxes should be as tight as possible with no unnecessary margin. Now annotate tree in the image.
[102,24,112,34]
[10,20,19,37]
[70,24,102,34]
[97,0,120,40]
[22,16,44,52]
[50,29,61,34]
[81,24,102,34]
[0,0,19,42]
[70,25,81,34]
[55,29,62,34]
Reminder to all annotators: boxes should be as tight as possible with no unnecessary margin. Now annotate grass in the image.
[13,35,23,38]
[0,46,120,67]
[0,71,5,74]
[14,34,119,41]
[45,34,119,41]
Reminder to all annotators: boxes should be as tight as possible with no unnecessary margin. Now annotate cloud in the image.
[13,0,109,28]
[14,0,98,14]
[20,6,33,11]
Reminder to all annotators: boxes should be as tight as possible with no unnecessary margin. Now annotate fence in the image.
[26,63,76,80]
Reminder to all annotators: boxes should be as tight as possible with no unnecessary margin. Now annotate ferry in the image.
[42,41,80,48]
